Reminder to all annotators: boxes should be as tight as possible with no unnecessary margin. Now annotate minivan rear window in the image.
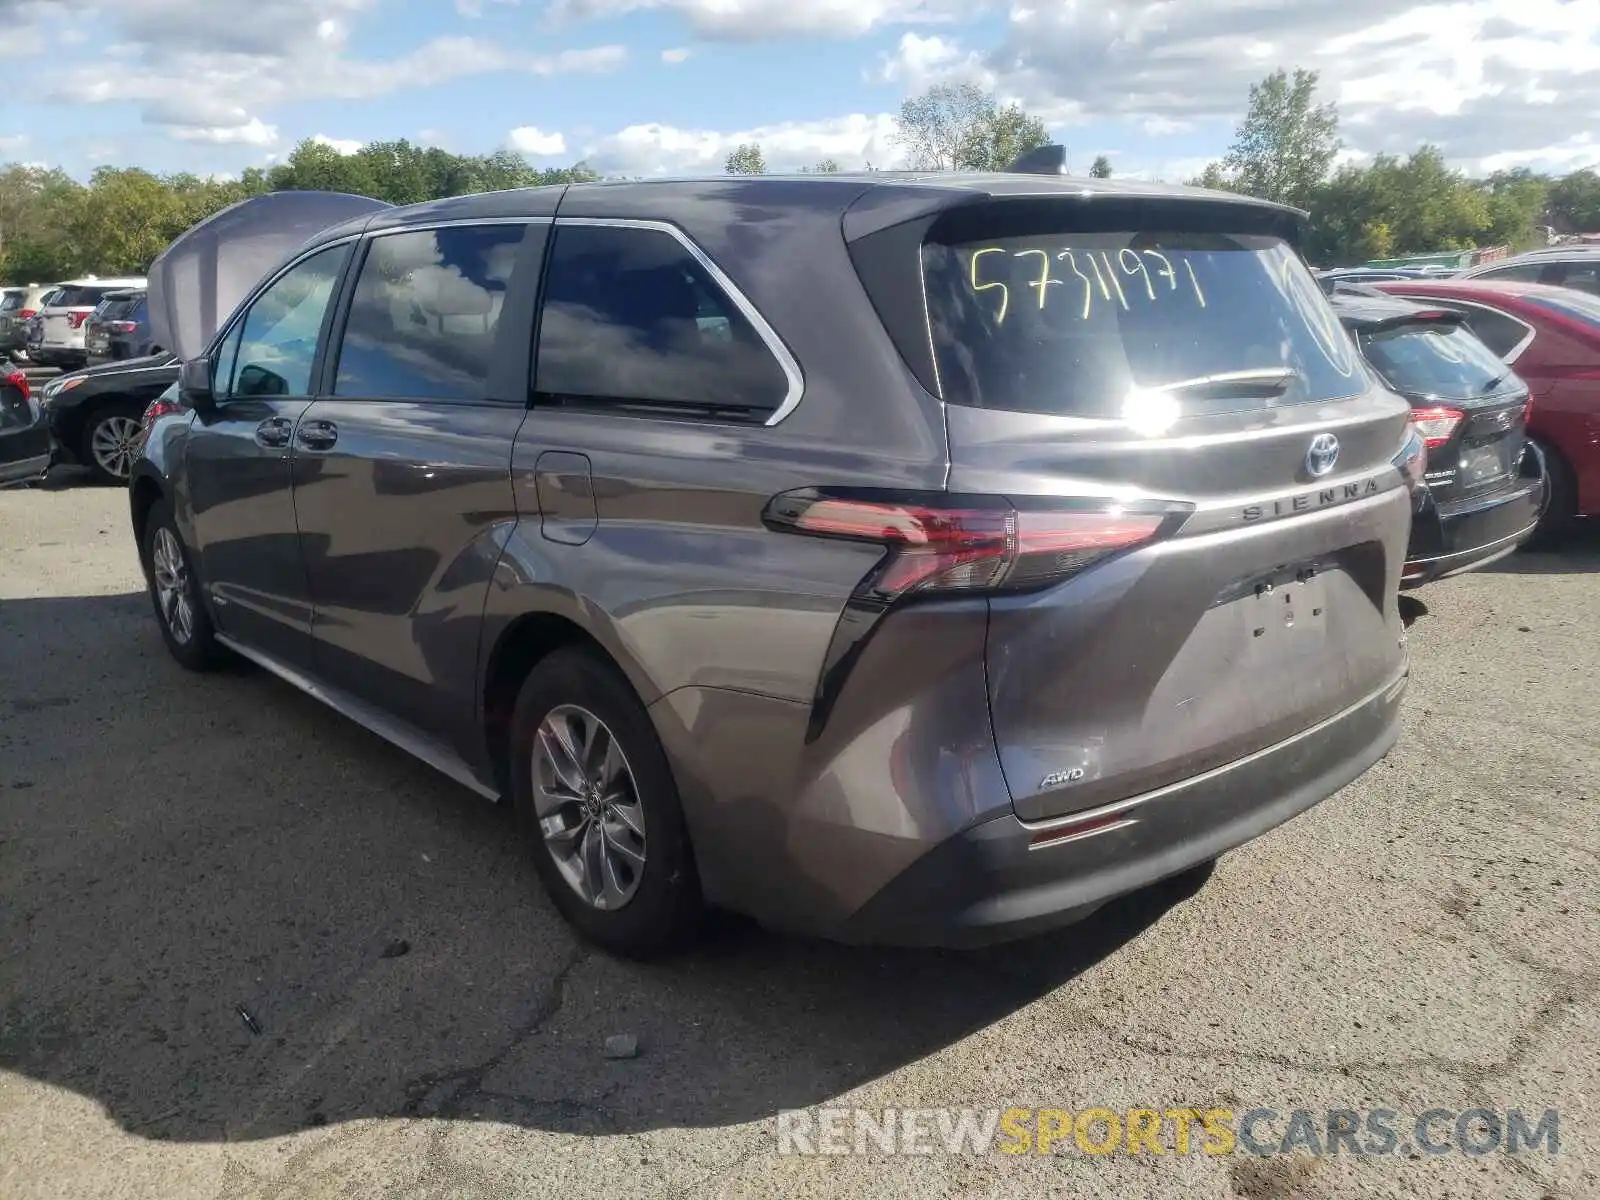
[1358,322,1514,400]
[0,292,23,312]
[923,232,1363,416]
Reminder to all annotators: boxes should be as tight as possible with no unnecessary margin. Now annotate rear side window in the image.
[1524,289,1600,332]
[334,224,528,401]
[923,232,1362,416]
[0,292,22,313]
[1359,322,1512,400]
[50,286,110,308]
[1474,263,1544,283]
[1410,301,1532,359]
[534,224,790,419]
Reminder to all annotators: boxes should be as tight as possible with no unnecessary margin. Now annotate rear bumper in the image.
[1402,472,1543,588]
[0,449,51,486]
[839,664,1407,948]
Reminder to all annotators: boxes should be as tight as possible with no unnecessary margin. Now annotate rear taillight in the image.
[763,489,1187,604]
[65,311,90,329]
[3,369,28,401]
[18,308,35,319]
[1523,395,1534,425]
[140,396,183,431]
[1409,405,1465,449]
[107,321,139,334]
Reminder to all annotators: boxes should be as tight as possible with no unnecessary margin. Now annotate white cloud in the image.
[960,0,1600,173]
[311,133,363,154]
[171,117,280,146]
[0,134,28,154]
[457,0,521,16]
[16,0,626,148]
[508,126,567,155]
[661,46,691,63]
[584,112,907,174]
[544,0,971,40]
[872,30,983,87]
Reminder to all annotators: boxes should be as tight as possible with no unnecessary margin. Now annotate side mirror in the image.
[178,356,217,412]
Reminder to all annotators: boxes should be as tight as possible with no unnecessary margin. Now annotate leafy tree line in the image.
[1185,67,1599,264]
[0,140,598,280]
[4,73,1598,280]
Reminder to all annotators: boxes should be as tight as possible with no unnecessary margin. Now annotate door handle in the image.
[296,419,338,451]
[254,417,292,448]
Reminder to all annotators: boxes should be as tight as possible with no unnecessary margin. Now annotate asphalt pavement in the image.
[1,472,1596,1199]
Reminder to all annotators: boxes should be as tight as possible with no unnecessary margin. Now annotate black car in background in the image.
[1331,289,1544,585]
[85,289,159,365]
[39,353,179,484]
[1,364,51,487]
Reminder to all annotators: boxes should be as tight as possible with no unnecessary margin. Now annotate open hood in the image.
[147,191,393,362]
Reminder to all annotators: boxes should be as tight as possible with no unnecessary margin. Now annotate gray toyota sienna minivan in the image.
[130,173,1419,955]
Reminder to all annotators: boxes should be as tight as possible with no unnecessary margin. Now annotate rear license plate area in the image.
[1457,442,1513,489]
[1217,562,1329,643]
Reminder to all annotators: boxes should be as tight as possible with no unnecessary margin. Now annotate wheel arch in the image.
[128,469,167,563]
[479,608,658,797]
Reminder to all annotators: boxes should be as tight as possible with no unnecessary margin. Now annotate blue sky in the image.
[3,0,1597,182]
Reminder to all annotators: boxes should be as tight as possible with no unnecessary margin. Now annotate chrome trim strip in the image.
[367,216,553,235]
[556,216,806,425]
[215,633,502,802]
[1019,666,1410,834]
[1406,521,1538,571]
[1026,817,1139,852]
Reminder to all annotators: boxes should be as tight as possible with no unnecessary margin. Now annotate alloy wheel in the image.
[91,415,143,480]
[150,527,194,645]
[533,704,647,910]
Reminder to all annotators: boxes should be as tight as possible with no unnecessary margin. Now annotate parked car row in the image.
[1318,245,1600,299]
[0,277,152,368]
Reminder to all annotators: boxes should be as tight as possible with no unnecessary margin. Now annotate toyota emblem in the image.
[1305,433,1340,478]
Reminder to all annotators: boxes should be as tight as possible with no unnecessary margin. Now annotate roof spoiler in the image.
[1003,144,1068,175]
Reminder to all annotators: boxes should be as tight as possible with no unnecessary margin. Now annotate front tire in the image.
[83,403,145,485]
[142,500,226,671]
[509,647,702,958]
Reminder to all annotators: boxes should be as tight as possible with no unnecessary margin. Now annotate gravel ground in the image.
[2,471,1597,1200]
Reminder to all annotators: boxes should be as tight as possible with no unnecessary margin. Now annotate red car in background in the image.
[1374,280,1599,543]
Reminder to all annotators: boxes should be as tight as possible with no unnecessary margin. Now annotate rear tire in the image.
[1523,437,1577,550]
[509,646,703,958]
[142,500,227,672]
[82,402,145,485]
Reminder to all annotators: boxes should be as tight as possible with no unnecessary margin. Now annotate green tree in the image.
[724,143,767,175]
[893,83,1049,171]
[803,158,842,173]
[1479,167,1551,251]
[1548,169,1600,233]
[1188,162,1236,191]
[1089,155,1112,179]
[1221,67,1341,209]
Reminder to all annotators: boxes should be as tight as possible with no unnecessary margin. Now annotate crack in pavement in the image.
[398,944,590,1122]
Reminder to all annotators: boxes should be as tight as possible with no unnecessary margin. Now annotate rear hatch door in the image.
[1355,314,1529,503]
[917,198,1414,821]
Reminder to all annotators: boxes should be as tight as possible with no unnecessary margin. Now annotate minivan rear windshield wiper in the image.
[1479,372,1509,393]
[1144,368,1301,398]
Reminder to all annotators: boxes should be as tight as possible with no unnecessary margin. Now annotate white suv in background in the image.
[33,277,147,368]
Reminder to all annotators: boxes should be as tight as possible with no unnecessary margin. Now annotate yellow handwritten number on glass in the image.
[969,248,1010,324]
[1058,251,1096,318]
[1013,249,1059,309]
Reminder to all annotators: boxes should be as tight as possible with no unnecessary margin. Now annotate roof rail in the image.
[1003,144,1068,175]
